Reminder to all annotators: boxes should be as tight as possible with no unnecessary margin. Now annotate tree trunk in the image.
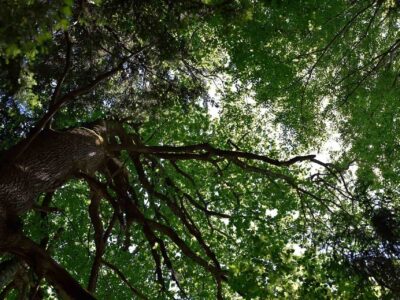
[0,127,106,299]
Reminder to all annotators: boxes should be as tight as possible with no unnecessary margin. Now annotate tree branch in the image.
[101,259,148,300]
[4,235,96,300]
[87,187,105,293]
[109,142,316,167]
[50,31,72,109]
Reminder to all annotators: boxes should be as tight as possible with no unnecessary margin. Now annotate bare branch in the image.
[50,31,72,108]
[101,259,148,300]
[87,187,105,293]
[109,142,316,167]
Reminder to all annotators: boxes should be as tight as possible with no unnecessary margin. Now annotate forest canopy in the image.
[1,0,400,299]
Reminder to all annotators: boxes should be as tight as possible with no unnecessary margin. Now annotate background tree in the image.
[1,0,400,299]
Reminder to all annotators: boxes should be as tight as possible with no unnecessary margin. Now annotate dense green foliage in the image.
[1,0,400,299]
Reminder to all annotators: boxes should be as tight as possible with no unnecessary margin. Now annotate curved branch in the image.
[109,142,316,167]
[3,235,96,300]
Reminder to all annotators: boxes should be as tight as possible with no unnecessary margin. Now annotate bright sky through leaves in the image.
[1,0,400,299]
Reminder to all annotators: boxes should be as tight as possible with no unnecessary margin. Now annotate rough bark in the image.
[0,127,105,299]
[6,234,96,300]
[0,258,20,289]
[0,121,321,298]
[0,127,105,244]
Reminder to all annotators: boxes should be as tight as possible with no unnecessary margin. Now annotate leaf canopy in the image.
[1,0,400,299]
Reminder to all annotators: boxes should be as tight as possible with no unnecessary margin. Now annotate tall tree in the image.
[1,0,399,299]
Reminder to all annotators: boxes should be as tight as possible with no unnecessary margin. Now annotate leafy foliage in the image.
[1,0,400,299]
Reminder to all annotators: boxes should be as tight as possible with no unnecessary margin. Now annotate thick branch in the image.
[0,258,20,289]
[9,63,125,164]
[4,235,96,300]
[87,188,105,293]
[109,143,316,167]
